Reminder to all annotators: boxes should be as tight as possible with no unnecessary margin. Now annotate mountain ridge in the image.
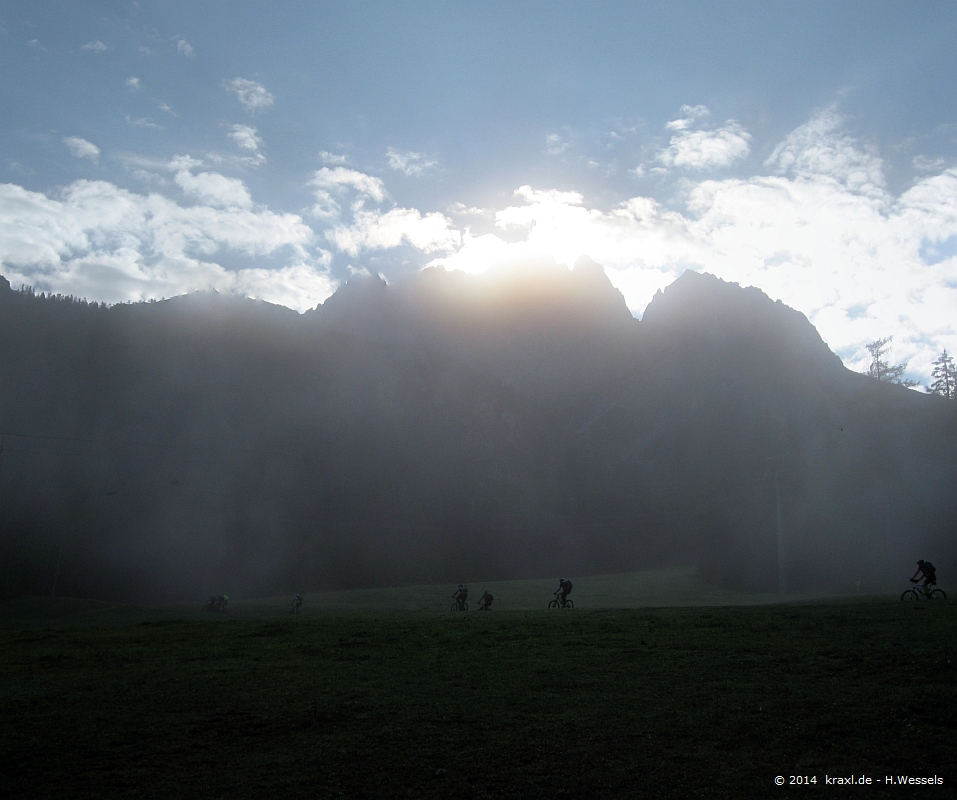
[0,265,953,601]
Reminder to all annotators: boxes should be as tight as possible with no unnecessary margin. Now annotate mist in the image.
[1,262,954,602]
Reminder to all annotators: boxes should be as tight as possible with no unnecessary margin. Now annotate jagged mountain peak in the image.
[642,269,842,373]
[310,259,636,337]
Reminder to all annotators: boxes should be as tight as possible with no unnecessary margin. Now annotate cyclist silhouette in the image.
[910,560,937,590]
[554,578,573,607]
[452,584,468,610]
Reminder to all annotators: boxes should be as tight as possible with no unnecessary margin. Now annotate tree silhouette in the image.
[865,337,918,388]
[927,349,956,398]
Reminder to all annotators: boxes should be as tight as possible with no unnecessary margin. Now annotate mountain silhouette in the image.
[0,265,953,601]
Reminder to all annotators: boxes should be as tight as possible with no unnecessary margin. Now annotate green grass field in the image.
[2,572,955,799]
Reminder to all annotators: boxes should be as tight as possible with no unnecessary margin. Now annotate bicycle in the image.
[901,580,946,601]
[450,600,468,611]
[548,595,574,609]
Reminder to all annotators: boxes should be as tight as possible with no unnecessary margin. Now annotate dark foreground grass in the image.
[2,600,955,799]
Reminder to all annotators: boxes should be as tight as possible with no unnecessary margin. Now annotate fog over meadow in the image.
[1,262,954,602]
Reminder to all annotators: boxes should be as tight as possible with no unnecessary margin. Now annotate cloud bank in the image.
[4,108,957,381]
[0,164,332,311]
[428,110,957,380]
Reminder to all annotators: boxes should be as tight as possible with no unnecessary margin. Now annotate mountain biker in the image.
[911,560,937,590]
[291,594,303,614]
[479,590,493,610]
[452,584,468,610]
[554,578,573,607]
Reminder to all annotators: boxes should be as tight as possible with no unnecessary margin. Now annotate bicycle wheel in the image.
[900,589,919,601]
[548,599,560,609]
[451,603,459,612]
[564,599,574,609]
[929,589,947,600]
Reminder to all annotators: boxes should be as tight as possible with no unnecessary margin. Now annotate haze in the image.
[1,267,954,601]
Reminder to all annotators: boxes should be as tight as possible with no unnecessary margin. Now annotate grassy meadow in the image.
[2,570,955,799]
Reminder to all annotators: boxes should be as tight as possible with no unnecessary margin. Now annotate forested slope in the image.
[0,265,953,601]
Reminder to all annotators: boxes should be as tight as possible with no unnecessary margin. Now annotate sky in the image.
[2,1,957,382]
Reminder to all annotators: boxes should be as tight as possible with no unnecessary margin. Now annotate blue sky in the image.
[3,1,957,381]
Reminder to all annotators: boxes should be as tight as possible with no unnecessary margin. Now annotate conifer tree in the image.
[927,349,956,398]
[865,336,918,388]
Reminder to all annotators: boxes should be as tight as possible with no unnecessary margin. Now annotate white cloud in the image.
[545,133,572,156]
[765,105,884,196]
[665,104,709,132]
[0,179,330,310]
[319,151,349,166]
[159,102,176,116]
[126,77,141,90]
[658,106,751,170]
[225,124,266,167]
[27,39,47,51]
[225,78,274,112]
[226,125,266,167]
[167,154,204,172]
[429,111,957,383]
[176,38,194,58]
[307,163,457,256]
[309,167,386,219]
[329,207,460,256]
[228,124,262,153]
[126,116,160,129]
[449,202,490,217]
[386,147,437,176]
[174,170,253,209]
[82,40,107,52]
[129,169,167,187]
[63,136,100,162]
[232,261,335,312]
